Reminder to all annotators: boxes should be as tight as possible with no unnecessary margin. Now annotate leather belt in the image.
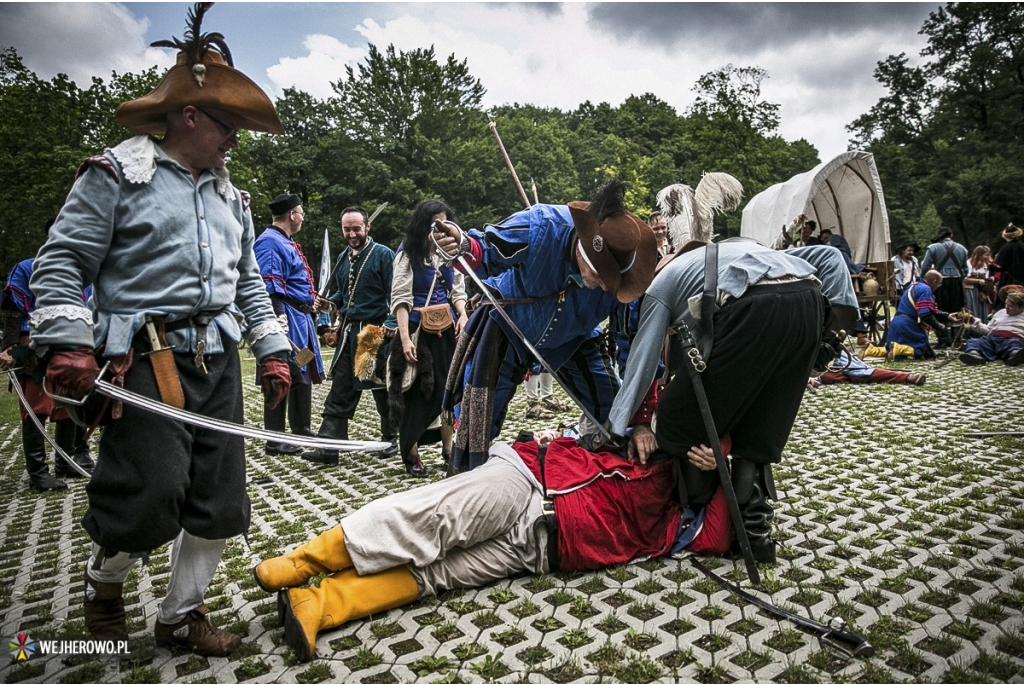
[542,508,560,572]
[164,312,219,372]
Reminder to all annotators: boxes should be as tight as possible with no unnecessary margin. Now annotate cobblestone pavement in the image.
[2,349,1023,683]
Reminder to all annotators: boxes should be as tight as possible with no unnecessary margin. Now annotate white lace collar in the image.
[110,135,233,198]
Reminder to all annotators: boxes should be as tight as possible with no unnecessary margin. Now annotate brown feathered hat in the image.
[568,180,657,304]
[116,3,283,136]
[1004,223,1023,241]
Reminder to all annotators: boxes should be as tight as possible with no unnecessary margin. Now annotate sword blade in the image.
[6,368,90,478]
[454,254,612,441]
[691,557,875,657]
[92,379,391,451]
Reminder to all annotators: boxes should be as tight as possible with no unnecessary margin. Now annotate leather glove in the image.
[276,314,290,335]
[260,355,291,410]
[0,348,15,371]
[46,348,100,398]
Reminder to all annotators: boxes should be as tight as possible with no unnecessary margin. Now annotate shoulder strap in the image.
[701,242,718,342]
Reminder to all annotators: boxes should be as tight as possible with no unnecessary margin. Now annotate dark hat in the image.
[894,239,919,254]
[568,180,657,304]
[116,4,283,136]
[269,193,301,215]
[1004,223,1022,241]
[933,226,953,242]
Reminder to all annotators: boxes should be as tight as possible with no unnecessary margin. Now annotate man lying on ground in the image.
[252,430,732,661]
[808,350,926,388]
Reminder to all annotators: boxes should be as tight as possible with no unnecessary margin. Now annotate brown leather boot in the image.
[83,570,129,641]
[154,605,241,656]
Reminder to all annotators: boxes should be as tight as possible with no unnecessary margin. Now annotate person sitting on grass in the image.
[958,290,1024,366]
[251,429,734,662]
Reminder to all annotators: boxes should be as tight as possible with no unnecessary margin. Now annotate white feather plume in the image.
[656,183,697,248]
[693,172,744,243]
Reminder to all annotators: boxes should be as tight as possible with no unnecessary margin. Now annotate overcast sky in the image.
[0,2,939,162]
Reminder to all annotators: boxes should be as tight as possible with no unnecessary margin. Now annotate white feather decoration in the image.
[656,183,697,248]
[693,172,744,243]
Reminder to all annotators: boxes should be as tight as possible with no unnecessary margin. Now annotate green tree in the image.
[848,3,1024,250]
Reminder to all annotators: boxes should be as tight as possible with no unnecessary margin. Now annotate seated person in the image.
[252,430,732,662]
[958,290,1024,366]
[809,350,925,388]
[819,228,865,274]
[863,270,949,360]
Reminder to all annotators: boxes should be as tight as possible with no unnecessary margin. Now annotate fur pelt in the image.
[386,335,434,436]
[354,324,387,382]
[658,172,743,248]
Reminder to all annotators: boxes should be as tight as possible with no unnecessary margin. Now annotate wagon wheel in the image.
[860,301,892,345]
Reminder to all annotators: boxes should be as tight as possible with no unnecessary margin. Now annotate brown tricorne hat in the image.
[116,3,283,136]
[568,180,657,304]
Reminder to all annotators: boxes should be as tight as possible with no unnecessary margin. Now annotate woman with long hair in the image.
[387,200,468,477]
[964,245,993,323]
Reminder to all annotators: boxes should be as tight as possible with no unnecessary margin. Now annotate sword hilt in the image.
[42,360,112,406]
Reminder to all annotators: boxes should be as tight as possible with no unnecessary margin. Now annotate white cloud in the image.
[265,33,366,99]
[0,3,173,84]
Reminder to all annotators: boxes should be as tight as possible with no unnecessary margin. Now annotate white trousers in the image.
[342,453,549,595]
[87,530,226,624]
[524,372,553,401]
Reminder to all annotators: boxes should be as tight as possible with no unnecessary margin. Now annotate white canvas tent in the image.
[740,151,891,264]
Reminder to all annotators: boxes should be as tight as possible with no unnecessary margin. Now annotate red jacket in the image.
[513,439,682,571]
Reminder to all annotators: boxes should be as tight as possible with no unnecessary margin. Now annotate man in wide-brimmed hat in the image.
[605,179,859,564]
[29,5,291,656]
[920,226,969,346]
[892,238,921,297]
[433,179,657,472]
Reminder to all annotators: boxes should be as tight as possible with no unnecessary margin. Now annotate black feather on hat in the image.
[116,2,283,136]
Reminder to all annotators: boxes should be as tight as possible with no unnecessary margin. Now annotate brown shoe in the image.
[154,606,241,657]
[907,373,926,386]
[83,571,129,641]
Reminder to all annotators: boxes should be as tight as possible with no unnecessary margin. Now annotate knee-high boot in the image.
[265,395,301,456]
[302,417,346,466]
[54,418,90,478]
[887,342,916,360]
[289,383,314,437]
[731,460,776,564]
[281,566,420,662]
[23,417,67,491]
[858,343,887,359]
[254,525,352,592]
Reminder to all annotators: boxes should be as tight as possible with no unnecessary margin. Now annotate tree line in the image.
[2,3,1021,276]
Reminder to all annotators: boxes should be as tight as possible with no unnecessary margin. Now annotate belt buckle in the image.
[542,500,555,515]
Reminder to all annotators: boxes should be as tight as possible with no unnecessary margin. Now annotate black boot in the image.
[403,454,430,478]
[302,417,346,466]
[72,423,95,472]
[265,394,301,456]
[54,419,90,478]
[23,417,67,491]
[731,460,776,564]
[289,384,315,438]
[379,435,399,459]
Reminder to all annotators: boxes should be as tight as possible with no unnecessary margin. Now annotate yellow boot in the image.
[888,343,916,360]
[858,343,887,359]
[253,525,351,592]
[281,566,420,662]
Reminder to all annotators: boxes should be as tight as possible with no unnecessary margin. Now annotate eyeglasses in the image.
[196,107,238,139]
[291,209,305,218]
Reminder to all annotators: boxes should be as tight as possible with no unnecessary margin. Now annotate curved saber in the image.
[44,376,390,452]
[432,227,612,441]
[6,368,91,478]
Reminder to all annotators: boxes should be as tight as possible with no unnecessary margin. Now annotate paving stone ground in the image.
[2,347,1023,683]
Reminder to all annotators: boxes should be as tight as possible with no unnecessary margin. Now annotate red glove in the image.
[260,356,291,410]
[46,349,101,398]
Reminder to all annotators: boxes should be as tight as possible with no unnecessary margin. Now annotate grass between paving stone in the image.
[2,348,1024,683]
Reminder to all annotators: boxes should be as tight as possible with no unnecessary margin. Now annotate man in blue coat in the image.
[254,193,327,455]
